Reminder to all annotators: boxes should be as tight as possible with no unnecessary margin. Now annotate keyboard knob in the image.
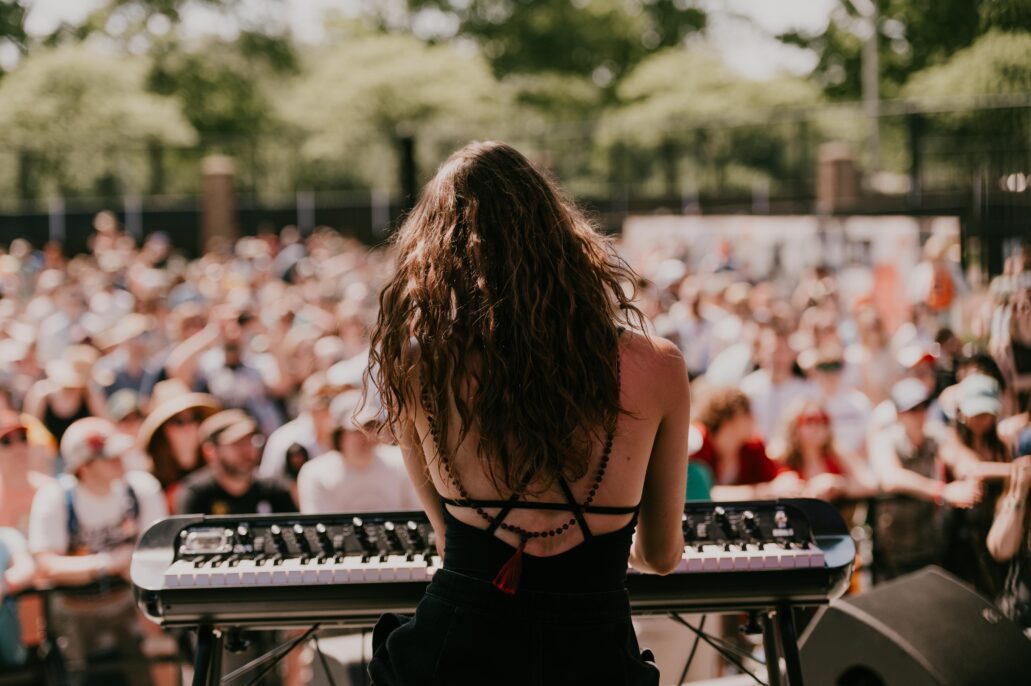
[315,523,333,553]
[742,511,760,536]
[293,524,311,554]
[270,525,288,554]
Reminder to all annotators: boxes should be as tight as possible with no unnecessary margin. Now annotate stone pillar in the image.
[201,155,237,250]
[816,142,859,214]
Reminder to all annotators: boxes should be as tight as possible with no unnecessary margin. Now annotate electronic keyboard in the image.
[132,498,855,629]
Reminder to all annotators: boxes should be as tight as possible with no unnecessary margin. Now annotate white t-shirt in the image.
[740,370,816,440]
[823,388,873,456]
[297,446,420,514]
[28,471,167,555]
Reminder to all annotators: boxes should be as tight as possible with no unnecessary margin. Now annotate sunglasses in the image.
[167,412,204,427]
[815,361,844,373]
[0,429,28,446]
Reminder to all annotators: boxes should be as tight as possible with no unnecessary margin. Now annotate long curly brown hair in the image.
[366,141,645,495]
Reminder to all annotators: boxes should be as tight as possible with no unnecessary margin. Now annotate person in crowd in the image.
[773,399,876,502]
[173,409,294,686]
[0,412,53,534]
[987,427,1031,636]
[691,387,805,501]
[740,326,814,440]
[297,390,418,514]
[138,379,221,507]
[937,374,1011,597]
[93,313,154,397]
[869,378,982,580]
[23,347,105,444]
[28,417,167,685]
[990,280,1031,412]
[799,344,873,458]
[0,526,35,668]
[175,409,295,516]
[167,304,286,435]
[139,302,207,401]
[259,372,336,483]
[845,306,895,404]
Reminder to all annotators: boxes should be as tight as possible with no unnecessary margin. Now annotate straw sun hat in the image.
[138,379,221,453]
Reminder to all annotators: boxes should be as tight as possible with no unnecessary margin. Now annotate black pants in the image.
[368,569,659,686]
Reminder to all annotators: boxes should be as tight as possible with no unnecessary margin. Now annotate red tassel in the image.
[492,538,526,596]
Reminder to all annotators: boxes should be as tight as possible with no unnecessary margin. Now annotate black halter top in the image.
[429,328,640,593]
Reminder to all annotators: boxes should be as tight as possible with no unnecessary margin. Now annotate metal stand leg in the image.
[761,610,783,686]
[776,605,804,686]
[192,625,224,686]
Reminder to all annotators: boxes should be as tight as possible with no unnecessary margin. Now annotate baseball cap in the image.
[957,374,1002,418]
[330,389,385,431]
[61,417,119,473]
[891,378,931,413]
[897,344,937,370]
[197,409,259,446]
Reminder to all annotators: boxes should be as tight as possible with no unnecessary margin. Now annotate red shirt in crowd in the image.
[691,423,786,485]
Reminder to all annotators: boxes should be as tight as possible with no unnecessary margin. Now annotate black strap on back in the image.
[484,470,534,536]
[556,476,593,540]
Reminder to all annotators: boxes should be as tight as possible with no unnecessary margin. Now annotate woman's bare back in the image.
[408,330,690,560]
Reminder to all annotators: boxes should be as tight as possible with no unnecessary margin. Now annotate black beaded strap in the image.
[419,336,621,542]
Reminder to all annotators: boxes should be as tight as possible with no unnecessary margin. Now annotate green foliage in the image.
[385,0,706,82]
[597,49,822,194]
[280,32,507,189]
[779,0,982,100]
[0,0,27,76]
[979,0,1031,32]
[903,31,1031,152]
[149,39,274,143]
[904,30,1031,99]
[0,45,194,196]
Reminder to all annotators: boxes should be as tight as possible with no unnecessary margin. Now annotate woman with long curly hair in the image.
[364,141,690,685]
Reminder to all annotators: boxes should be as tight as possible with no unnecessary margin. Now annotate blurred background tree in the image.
[0,44,195,200]
[368,0,706,84]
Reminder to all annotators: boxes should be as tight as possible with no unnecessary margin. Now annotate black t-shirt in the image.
[175,467,296,516]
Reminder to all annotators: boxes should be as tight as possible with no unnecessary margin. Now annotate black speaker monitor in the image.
[800,566,1031,686]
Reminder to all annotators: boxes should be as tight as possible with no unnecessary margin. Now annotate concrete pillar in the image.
[816,142,859,214]
[201,155,237,249]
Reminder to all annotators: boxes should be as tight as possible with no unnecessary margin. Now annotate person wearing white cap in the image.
[26,416,166,684]
[296,389,419,514]
[937,374,1011,597]
[868,378,982,581]
[987,427,1031,635]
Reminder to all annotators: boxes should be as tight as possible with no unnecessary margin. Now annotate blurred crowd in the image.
[0,210,1029,683]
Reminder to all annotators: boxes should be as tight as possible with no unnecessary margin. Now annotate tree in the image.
[903,31,1031,150]
[598,49,822,196]
[0,0,27,77]
[368,0,706,83]
[779,0,975,100]
[0,45,195,198]
[280,30,507,190]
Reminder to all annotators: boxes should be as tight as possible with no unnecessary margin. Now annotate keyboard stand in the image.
[192,625,223,686]
[755,606,804,686]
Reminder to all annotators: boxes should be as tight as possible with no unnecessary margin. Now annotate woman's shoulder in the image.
[621,329,686,375]
[620,330,689,403]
